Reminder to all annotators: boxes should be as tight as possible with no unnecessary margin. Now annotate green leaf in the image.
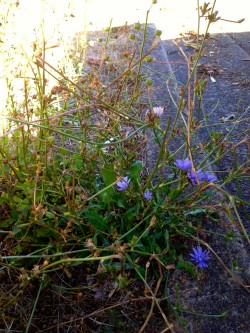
[58,147,69,155]
[45,212,55,219]
[11,210,19,221]
[129,160,143,180]
[133,239,144,250]
[35,226,54,238]
[184,209,206,216]
[101,164,117,186]
[117,200,125,208]
[75,158,84,170]
[84,210,107,231]
[116,273,131,288]
[0,193,8,204]
[176,256,196,278]
[18,203,31,218]
[13,195,23,204]
[100,164,117,205]
[15,181,35,195]
[168,188,184,201]
[175,228,190,237]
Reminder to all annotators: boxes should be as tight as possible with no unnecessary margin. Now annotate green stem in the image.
[145,118,171,189]
[40,254,122,272]
[25,274,45,333]
[232,205,249,244]
[182,309,227,318]
[87,179,118,201]
[7,117,149,146]
[132,7,151,96]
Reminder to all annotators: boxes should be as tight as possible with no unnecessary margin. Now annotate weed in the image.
[0,0,249,332]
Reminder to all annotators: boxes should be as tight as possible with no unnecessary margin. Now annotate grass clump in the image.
[0,0,249,332]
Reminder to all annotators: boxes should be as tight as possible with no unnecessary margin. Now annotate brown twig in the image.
[39,296,164,332]
[139,265,163,333]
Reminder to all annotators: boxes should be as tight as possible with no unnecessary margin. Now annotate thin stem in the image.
[40,254,123,272]
[7,117,149,146]
[25,274,45,333]
[145,117,171,189]
[132,7,151,96]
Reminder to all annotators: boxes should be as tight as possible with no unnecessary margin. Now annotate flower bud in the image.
[154,29,162,37]
[134,22,141,30]
[145,56,152,63]
[146,79,153,86]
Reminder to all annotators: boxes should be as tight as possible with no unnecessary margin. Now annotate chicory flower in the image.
[117,176,130,191]
[190,246,210,268]
[174,157,192,171]
[187,169,205,185]
[202,172,218,183]
[144,189,153,200]
[153,106,164,117]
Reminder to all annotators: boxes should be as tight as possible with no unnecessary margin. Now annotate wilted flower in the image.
[117,176,130,191]
[202,172,218,183]
[144,189,153,200]
[187,169,205,185]
[190,246,210,268]
[153,106,164,117]
[174,157,192,171]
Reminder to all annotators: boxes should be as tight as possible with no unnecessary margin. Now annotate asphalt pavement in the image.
[162,31,250,225]
[140,24,250,333]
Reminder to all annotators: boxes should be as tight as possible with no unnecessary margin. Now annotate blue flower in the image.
[153,106,164,117]
[117,176,130,191]
[144,189,153,200]
[190,246,210,268]
[187,169,205,185]
[202,172,217,183]
[174,157,192,171]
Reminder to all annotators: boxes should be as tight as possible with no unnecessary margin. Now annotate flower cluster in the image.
[116,176,154,201]
[116,176,154,202]
[190,246,210,268]
[174,157,217,185]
